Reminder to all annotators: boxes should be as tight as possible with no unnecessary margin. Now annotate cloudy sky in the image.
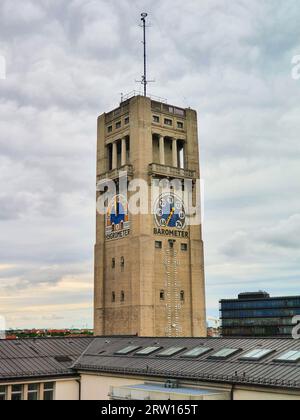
[0,0,300,329]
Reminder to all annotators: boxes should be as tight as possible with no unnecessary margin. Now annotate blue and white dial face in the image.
[110,198,126,226]
[106,195,130,239]
[154,193,186,229]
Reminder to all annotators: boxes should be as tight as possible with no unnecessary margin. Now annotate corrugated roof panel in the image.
[1,336,300,389]
[0,337,93,380]
[73,337,300,390]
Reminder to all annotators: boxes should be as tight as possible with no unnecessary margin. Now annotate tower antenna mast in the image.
[141,13,148,97]
[139,12,154,97]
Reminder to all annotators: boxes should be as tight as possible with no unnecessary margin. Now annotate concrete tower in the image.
[94,95,206,337]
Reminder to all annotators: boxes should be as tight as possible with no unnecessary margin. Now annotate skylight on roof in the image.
[210,348,240,359]
[115,345,140,355]
[157,347,186,357]
[181,347,212,358]
[275,350,300,363]
[240,349,273,361]
[54,355,72,363]
[135,347,161,356]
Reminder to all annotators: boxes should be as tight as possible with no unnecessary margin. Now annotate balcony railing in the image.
[97,164,134,182]
[149,163,196,179]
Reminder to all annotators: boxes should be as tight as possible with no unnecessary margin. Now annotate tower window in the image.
[121,257,125,271]
[124,116,129,125]
[177,121,184,129]
[155,241,162,249]
[164,118,173,126]
[112,292,116,303]
[160,290,165,301]
[180,291,185,302]
[121,291,125,302]
[107,125,113,133]
[168,240,175,249]
[153,115,160,123]
[116,121,121,129]
[181,243,188,251]
[112,258,116,269]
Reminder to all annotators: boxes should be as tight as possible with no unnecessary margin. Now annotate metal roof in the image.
[1,336,300,390]
[73,337,300,391]
[0,336,93,381]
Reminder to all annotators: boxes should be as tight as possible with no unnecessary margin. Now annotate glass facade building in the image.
[220,292,300,337]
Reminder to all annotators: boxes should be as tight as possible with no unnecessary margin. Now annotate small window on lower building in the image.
[177,121,184,129]
[181,243,188,251]
[107,125,113,133]
[0,386,6,401]
[153,115,160,123]
[112,292,116,303]
[155,241,162,249]
[164,118,173,126]
[180,291,185,302]
[124,117,129,125]
[43,382,55,401]
[160,290,165,301]
[121,291,125,302]
[11,385,23,401]
[116,121,121,129]
[27,384,39,401]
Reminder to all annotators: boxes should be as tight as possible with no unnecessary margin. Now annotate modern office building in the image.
[2,335,300,400]
[94,94,206,337]
[220,292,300,337]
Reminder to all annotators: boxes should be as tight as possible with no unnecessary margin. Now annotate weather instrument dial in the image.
[154,193,186,229]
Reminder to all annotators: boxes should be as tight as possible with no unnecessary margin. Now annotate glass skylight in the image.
[240,349,273,361]
[115,345,140,355]
[157,347,186,357]
[210,348,240,359]
[135,347,161,356]
[181,347,212,358]
[275,350,300,362]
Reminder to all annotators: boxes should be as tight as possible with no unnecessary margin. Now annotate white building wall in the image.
[234,389,300,401]
[80,374,144,400]
[79,374,300,401]
[55,379,79,401]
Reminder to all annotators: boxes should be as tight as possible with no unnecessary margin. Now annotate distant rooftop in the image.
[221,292,300,302]
[238,291,270,300]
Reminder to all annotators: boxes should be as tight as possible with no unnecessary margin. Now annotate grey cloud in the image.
[221,214,300,260]
[0,261,92,291]
[0,0,300,326]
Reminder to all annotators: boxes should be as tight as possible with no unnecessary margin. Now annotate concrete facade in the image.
[94,95,206,337]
